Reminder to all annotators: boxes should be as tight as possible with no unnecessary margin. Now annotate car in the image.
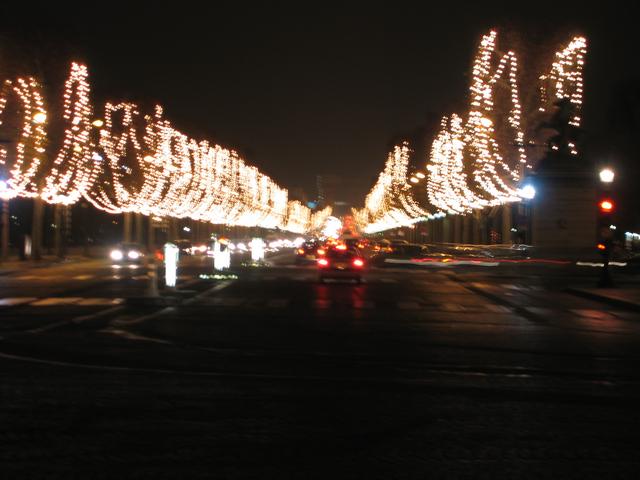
[110,242,145,264]
[173,239,193,255]
[389,243,429,258]
[295,240,322,264]
[317,245,366,283]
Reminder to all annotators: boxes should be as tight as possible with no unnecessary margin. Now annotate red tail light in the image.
[318,258,329,267]
[353,258,364,267]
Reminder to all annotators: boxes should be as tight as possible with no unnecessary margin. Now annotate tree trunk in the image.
[123,212,132,243]
[31,198,44,260]
[135,213,144,244]
[54,204,63,258]
[1,199,9,261]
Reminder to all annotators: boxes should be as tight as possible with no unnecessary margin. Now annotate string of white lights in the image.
[359,31,588,234]
[1,62,315,232]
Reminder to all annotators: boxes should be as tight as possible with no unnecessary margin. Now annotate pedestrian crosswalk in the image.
[0,297,125,307]
[193,296,509,312]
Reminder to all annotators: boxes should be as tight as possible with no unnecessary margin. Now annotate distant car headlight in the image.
[110,250,124,261]
[128,250,141,260]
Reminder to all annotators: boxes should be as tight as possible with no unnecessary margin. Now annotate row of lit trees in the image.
[0,62,330,259]
[354,30,587,234]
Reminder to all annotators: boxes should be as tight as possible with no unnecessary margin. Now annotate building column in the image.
[472,210,482,245]
[453,215,463,244]
[123,212,132,243]
[135,213,144,244]
[462,214,471,244]
[31,198,44,260]
[1,199,9,261]
[502,203,513,244]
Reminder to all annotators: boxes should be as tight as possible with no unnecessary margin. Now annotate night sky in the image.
[1,2,638,208]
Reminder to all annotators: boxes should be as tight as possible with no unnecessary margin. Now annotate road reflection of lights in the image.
[111,264,122,269]
[128,264,140,269]
[199,274,238,280]
[576,261,627,267]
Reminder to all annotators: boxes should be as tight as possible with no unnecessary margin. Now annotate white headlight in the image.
[128,250,140,260]
[110,250,123,261]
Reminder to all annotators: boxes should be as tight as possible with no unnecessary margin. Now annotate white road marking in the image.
[77,298,125,306]
[485,304,513,313]
[31,297,83,306]
[379,278,398,283]
[440,303,466,312]
[27,306,125,334]
[100,328,173,345]
[0,297,38,306]
[72,274,93,281]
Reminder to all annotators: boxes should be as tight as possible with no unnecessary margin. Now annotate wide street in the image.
[2,251,640,479]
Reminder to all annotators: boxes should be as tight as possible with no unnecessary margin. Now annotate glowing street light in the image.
[33,112,47,124]
[518,184,536,200]
[599,168,615,183]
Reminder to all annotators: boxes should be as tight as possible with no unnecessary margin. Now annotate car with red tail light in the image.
[317,245,365,283]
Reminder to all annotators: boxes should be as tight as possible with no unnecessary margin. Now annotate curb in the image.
[565,288,640,312]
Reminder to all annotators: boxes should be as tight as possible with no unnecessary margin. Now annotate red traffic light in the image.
[597,243,606,251]
[599,199,614,213]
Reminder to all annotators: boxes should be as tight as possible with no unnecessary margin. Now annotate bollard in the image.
[164,242,179,288]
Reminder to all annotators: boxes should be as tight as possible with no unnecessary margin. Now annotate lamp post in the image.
[597,167,616,287]
[0,136,12,261]
[599,168,615,184]
[0,179,8,261]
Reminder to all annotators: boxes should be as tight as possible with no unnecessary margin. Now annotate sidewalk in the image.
[0,254,100,276]
[567,286,640,312]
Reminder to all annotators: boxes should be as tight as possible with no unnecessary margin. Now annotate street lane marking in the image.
[100,328,173,345]
[26,306,125,334]
[115,279,236,326]
[15,275,39,280]
[30,297,83,306]
[0,297,38,307]
[486,304,513,313]
[440,303,466,312]
[72,274,94,280]
[77,298,125,306]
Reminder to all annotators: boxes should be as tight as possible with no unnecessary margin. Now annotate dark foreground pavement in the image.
[1,257,640,479]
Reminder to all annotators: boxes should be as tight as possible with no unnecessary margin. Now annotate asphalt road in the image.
[1,251,640,479]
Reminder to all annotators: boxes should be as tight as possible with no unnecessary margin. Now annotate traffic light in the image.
[596,197,615,255]
[598,199,614,214]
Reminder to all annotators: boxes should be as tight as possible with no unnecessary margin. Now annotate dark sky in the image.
[1,2,638,206]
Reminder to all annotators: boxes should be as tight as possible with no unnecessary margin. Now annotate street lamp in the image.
[33,112,47,124]
[518,184,536,200]
[599,168,615,183]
